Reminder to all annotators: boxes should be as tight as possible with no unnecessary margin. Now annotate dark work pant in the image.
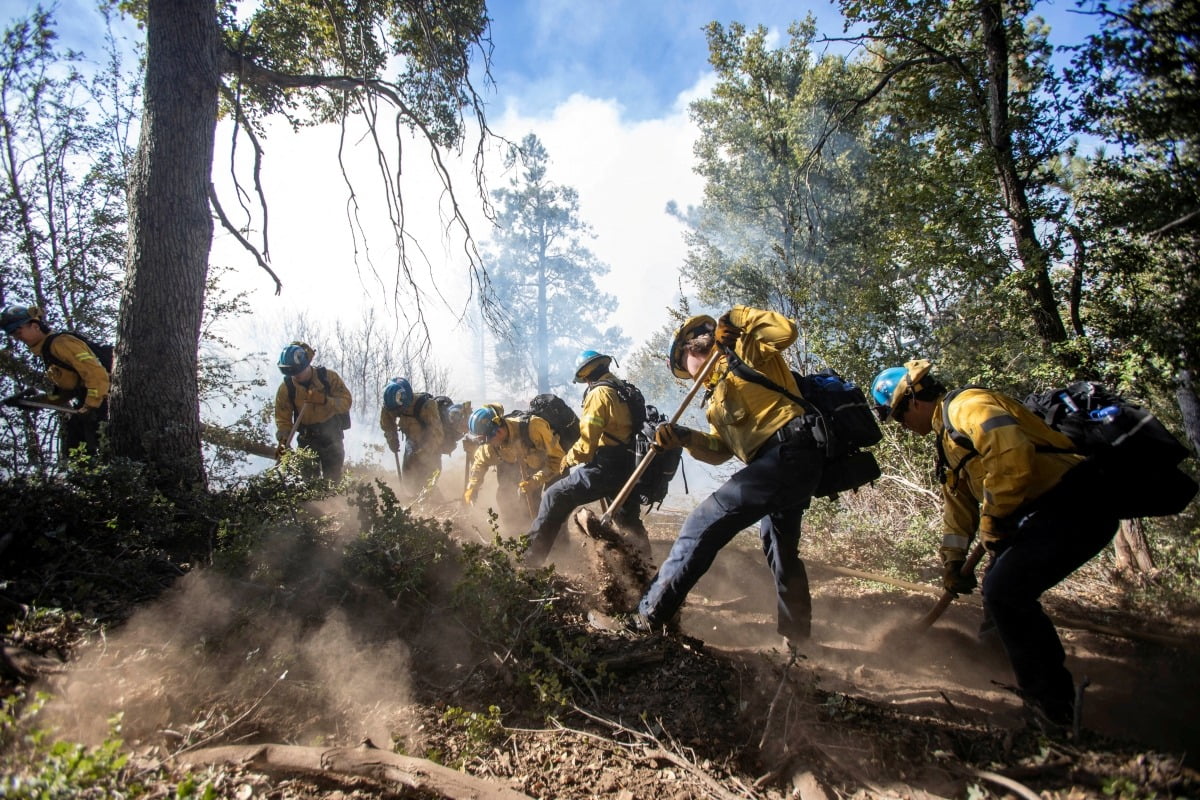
[400,449,442,495]
[526,448,637,563]
[638,435,824,640]
[983,497,1119,722]
[61,399,106,460]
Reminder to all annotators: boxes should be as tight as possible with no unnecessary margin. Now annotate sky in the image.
[35,0,1101,475]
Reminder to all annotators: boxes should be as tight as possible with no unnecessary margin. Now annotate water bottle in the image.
[1057,391,1079,412]
[1089,405,1120,422]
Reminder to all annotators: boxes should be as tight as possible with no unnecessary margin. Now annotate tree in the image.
[485,133,628,395]
[1068,0,1200,452]
[110,0,493,496]
[0,8,135,473]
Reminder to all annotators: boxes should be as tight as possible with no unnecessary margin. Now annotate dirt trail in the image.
[549,510,1200,764]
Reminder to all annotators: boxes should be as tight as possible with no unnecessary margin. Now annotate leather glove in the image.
[518,480,532,494]
[654,423,692,451]
[715,313,743,349]
[463,486,477,505]
[942,560,978,595]
[275,443,290,460]
[387,438,399,453]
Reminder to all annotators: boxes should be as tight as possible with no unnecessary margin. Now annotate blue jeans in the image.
[983,494,1119,722]
[638,434,824,640]
[526,448,638,563]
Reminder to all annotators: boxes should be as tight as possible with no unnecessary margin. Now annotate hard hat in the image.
[383,377,414,410]
[468,405,503,439]
[1,305,41,335]
[871,359,933,420]
[278,341,314,376]
[574,349,612,383]
[668,315,716,380]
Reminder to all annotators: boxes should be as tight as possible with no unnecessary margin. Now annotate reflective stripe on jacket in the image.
[32,333,109,409]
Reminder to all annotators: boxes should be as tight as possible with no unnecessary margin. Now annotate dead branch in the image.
[207,183,282,294]
[179,740,534,800]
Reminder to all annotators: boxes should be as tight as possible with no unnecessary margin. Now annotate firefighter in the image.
[525,350,649,564]
[380,377,444,496]
[273,341,352,481]
[1,304,110,457]
[635,308,825,647]
[463,405,564,525]
[870,359,1121,726]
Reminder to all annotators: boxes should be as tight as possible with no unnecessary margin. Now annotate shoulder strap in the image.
[316,366,331,394]
[721,348,815,415]
[39,332,69,371]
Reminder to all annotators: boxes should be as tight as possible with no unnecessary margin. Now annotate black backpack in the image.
[632,404,683,509]
[413,393,469,454]
[723,353,882,497]
[285,366,351,430]
[39,331,115,375]
[586,378,648,446]
[526,393,581,450]
[940,381,1197,519]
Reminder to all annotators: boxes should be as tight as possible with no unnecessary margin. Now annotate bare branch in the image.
[208,182,282,295]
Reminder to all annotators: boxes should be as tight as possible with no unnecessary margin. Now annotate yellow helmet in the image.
[668,315,716,380]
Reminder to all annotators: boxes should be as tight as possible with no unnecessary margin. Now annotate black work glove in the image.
[715,313,743,349]
[942,560,978,595]
[654,423,692,451]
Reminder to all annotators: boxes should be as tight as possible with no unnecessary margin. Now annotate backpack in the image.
[587,378,648,446]
[527,393,581,450]
[940,381,1197,519]
[286,366,351,430]
[413,393,469,454]
[632,404,683,509]
[40,331,115,375]
[723,353,882,497]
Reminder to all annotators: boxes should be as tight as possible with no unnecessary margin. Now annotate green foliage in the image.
[441,704,504,749]
[485,133,630,394]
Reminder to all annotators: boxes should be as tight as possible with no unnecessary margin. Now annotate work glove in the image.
[518,480,533,494]
[653,422,692,451]
[942,560,978,595]
[387,437,399,453]
[307,389,326,405]
[463,486,477,506]
[715,313,743,349]
[275,443,290,461]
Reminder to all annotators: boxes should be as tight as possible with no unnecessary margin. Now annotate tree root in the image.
[178,739,534,800]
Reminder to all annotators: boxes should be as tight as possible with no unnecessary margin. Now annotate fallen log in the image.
[179,740,533,800]
[200,423,276,459]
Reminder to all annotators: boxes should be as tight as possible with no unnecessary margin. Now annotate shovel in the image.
[277,401,309,459]
[597,348,722,528]
[915,542,987,631]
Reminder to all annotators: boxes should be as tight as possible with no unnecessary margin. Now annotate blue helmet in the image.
[1,305,41,335]
[468,405,503,439]
[871,359,933,420]
[278,341,313,376]
[383,377,414,410]
[574,349,612,383]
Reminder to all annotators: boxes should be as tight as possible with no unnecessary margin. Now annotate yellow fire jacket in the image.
[466,415,564,493]
[379,394,444,454]
[563,371,636,470]
[31,333,109,409]
[936,387,1083,562]
[273,367,353,440]
[682,305,806,465]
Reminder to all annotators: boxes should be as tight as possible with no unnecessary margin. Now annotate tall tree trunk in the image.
[1176,367,1200,456]
[978,0,1068,349]
[109,0,219,496]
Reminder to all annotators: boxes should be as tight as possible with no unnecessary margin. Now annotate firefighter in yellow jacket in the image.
[871,359,1120,726]
[637,307,826,644]
[2,305,110,457]
[380,377,446,496]
[273,341,352,481]
[525,351,648,564]
[463,405,564,524]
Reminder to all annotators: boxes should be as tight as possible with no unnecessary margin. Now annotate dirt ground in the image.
[9,496,1200,799]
